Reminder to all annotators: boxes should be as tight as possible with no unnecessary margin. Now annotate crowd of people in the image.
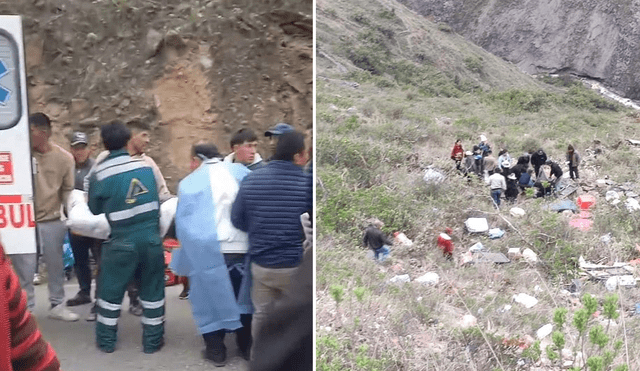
[451,134,581,208]
[1,112,312,370]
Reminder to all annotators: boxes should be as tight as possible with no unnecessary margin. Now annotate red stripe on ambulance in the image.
[0,201,35,229]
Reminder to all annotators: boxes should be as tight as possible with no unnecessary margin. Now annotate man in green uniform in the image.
[87,121,165,354]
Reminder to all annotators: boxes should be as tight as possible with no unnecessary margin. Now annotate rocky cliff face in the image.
[396,0,640,99]
[0,0,311,190]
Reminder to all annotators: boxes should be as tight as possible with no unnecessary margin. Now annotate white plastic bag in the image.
[66,190,177,239]
[66,190,111,239]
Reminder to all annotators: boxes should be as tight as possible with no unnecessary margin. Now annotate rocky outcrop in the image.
[396,0,640,99]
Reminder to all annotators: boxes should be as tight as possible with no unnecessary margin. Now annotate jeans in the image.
[491,189,502,207]
[374,245,390,262]
[69,233,101,296]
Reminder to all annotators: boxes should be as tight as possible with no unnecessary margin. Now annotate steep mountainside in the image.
[1,0,312,190]
[396,0,640,100]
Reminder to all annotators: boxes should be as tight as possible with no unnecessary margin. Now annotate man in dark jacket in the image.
[231,131,312,359]
[546,160,563,186]
[530,149,547,179]
[362,220,393,262]
[67,132,102,308]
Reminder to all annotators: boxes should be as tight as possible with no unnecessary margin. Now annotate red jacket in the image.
[450,143,464,161]
[0,242,60,371]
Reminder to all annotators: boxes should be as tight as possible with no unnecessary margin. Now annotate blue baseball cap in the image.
[264,123,294,137]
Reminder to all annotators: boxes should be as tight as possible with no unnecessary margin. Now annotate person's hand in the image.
[300,212,312,250]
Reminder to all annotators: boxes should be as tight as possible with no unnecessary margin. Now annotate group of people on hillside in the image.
[1,113,312,370]
[451,134,581,208]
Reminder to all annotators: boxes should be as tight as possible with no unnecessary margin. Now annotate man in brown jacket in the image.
[8,113,79,321]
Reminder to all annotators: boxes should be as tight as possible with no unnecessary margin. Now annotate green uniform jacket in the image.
[88,149,160,232]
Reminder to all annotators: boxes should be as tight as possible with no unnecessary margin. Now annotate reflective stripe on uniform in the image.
[141,316,165,326]
[96,161,146,181]
[97,314,118,326]
[97,299,122,311]
[140,298,165,309]
[108,201,159,221]
[94,155,131,173]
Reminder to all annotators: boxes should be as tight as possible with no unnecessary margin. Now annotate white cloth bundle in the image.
[66,190,176,239]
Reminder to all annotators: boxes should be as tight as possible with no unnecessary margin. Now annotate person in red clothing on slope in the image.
[450,139,464,171]
[0,233,61,371]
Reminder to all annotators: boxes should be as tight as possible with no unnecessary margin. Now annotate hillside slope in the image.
[316,0,640,369]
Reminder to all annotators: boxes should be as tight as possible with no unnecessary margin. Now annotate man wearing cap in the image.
[264,123,294,161]
[462,151,476,177]
[224,128,265,170]
[66,132,102,308]
[8,113,79,321]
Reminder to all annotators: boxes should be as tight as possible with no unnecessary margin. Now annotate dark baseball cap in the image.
[264,123,294,137]
[70,132,88,146]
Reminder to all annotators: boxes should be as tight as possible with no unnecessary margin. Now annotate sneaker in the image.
[178,289,189,300]
[66,291,92,307]
[129,301,143,317]
[203,347,226,367]
[33,273,43,286]
[86,304,97,322]
[48,304,80,322]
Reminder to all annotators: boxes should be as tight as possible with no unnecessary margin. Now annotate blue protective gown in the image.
[170,159,252,334]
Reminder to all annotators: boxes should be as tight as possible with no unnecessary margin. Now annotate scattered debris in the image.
[605,190,620,202]
[579,256,637,288]
[415,272,440,285]
[469,242,484,252]
[605,276,636,291]
[522,248,538,263]
[548,200,577,213]
[600,233,612,244]
[569,279,583,293]
[513,293,538,308]
[536,324,553,339]
[569,218,593,231]
[555,178,579,198]
[488,228,505,239]
[389,274,411,284]
[509,207,525,217]
[626,198,640,211]
[473,251,510,264]
[423,168,445,184]
[577,194,596,209]
[507,247,522,260]
[394,232,413,246]
[465,218,489,233]
[460,314,477,328]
